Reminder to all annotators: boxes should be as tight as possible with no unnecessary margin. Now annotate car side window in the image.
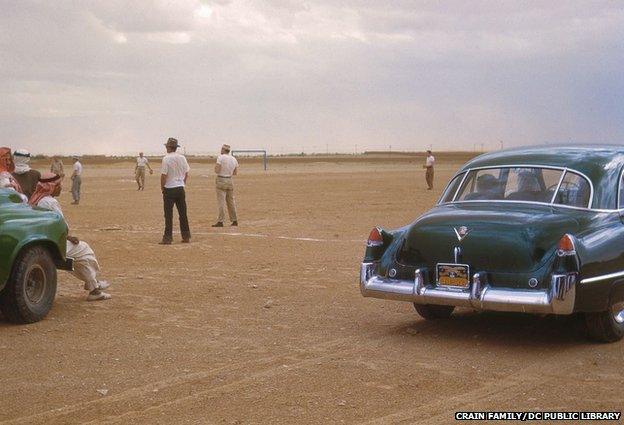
[439,173,465,203]
[553,171,591,208]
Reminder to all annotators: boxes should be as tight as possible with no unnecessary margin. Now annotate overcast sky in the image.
[1,1,622,155]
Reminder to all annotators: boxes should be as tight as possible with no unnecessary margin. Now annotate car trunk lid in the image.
[398,203,580,273]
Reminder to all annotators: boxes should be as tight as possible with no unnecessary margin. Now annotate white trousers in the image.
[67,240,100,291]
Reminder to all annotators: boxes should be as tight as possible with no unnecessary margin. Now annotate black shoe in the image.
[158,239,172,245]
[231,221,238,227]
[211,222,224,227]
[182,238,190,243]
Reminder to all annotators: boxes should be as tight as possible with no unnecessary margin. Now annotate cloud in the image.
[0,0,622,155]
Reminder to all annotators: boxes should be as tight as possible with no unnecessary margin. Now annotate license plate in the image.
[437,263,470,287]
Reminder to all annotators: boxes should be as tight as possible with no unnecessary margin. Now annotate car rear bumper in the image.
[360,262,576,315]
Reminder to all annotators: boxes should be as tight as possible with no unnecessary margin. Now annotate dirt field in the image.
[1,154,622,424]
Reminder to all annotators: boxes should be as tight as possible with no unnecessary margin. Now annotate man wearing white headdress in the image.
[30,173,111,301]
[11,149,41,199]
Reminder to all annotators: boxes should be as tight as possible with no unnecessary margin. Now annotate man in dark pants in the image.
[159,138,191,244]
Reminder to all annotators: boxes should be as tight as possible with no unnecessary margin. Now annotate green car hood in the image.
[399,203,581,273]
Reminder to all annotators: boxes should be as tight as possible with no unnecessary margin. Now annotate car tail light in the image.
[367,227,384,247]
[557,234,576,256]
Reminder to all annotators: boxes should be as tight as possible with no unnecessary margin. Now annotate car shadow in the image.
[390,309,590,348]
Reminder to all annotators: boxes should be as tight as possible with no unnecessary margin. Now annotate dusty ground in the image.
[1,154,622,424]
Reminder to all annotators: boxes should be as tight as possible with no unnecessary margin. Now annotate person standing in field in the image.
[135,152,153,190]
[423,150,435,190]
[50,156,65,180]
[70,156,82,204]
[159,138,191,244]
[212,144,238,227]
[11,149,41,199]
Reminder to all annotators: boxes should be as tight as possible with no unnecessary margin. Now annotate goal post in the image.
[231,149,268,171]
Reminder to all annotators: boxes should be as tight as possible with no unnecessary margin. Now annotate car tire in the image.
[0,246,57,324]
[585,302,624,343]
[413,303,455,320]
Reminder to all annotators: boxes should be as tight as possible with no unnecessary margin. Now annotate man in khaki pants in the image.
[423,150,435,190]
[212,144,239,227]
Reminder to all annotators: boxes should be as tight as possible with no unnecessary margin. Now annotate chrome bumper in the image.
[360,262,576,315]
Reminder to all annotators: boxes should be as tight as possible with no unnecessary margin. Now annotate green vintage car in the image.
[361,145,624,342]
[0,189,73,323]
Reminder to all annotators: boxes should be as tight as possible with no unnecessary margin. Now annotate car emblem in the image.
[454,226,471,242]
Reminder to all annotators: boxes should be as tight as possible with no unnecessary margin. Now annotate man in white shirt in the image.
[70,156,82,204]
[160,138,191,244]
[135,152,153,190]
[424,150,435,190]
[29,173,111,301]
[212,144,239,227]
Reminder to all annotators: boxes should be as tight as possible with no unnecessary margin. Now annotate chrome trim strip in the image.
[551,168,567,204]
[452,172,469,202]
[438,200,619,214]
[580,270,624,284]
[618,167,624,209]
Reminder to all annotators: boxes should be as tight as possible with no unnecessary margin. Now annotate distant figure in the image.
[11,149,41,199]
[159,138,191,244]
[50,156,65,180]
[70,156,82,205]
[212,144,239,227]
[30,172,111,301]
[423,150,435,190]
[135,152,153,190]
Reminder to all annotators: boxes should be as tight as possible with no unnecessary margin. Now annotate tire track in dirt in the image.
[5,321,465,425]
[2,330,385,424]
[360,344,588,425]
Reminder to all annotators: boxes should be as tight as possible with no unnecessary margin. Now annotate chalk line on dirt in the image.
[73,227,364,243]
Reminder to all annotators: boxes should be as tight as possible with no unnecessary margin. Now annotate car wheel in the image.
[0,246,57,324]
[413,303,455,320]
[584,301,624,343]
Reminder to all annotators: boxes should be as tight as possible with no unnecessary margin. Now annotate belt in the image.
[217,175,232,178]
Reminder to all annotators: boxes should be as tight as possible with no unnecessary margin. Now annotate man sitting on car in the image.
[29,172,111,301]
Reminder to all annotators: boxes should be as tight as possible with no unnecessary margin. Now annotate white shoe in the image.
[97,281,110,290]
[87,290,112,301]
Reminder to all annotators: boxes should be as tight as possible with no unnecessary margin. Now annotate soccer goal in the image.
[231,149,268,171]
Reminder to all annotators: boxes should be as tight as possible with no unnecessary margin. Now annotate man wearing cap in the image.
[12,149,41,199]
[212,144,239,227]
[160,138,191,244]
[135,152,153,190]
[70,156,82,204]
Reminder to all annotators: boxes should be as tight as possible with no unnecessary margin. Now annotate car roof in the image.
[458,145,624,210]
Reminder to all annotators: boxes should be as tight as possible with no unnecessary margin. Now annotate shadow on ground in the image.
[389,309,591,348]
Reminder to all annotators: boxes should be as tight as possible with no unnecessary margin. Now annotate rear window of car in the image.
[455,167,562,203]
[444,166,592,208]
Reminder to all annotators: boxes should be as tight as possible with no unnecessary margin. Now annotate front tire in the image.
[0,246,57,324]
[414,303,455,320]
[585,301,624,343]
